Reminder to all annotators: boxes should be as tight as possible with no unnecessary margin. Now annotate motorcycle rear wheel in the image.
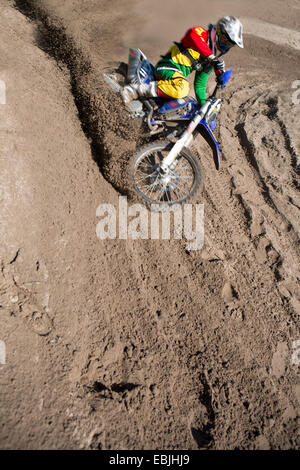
[129,141,204,206]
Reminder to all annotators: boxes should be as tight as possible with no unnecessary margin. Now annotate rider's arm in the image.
[181,27,224,77]
[194,68,213,104]
[181,27,214,60]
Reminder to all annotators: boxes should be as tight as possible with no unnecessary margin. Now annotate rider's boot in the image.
[121,81,157,105]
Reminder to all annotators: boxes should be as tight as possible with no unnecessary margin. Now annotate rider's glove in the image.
[211,57,225,75]
[216,73,226,86]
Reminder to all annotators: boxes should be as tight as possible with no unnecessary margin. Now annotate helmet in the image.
[216,16,243,53]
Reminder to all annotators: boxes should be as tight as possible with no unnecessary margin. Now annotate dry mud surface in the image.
[0,0,299,450]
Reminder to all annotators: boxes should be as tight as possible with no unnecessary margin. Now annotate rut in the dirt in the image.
[9,0,300,450]
[265,97,300,190]
[14,0,138,196]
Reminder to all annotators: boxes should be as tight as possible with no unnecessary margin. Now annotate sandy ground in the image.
[0,0,299,450]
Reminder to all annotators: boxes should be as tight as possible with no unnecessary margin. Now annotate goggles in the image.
[216,25,235,53]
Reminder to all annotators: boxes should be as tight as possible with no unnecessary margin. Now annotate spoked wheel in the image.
[129,141,204,206]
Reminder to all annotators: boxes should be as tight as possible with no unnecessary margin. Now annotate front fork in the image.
[160,101,211,171]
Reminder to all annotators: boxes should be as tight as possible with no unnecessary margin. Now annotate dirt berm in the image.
[0,0,299,450]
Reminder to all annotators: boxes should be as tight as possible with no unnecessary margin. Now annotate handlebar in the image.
[211,83,221,99]
[193,83,222,120]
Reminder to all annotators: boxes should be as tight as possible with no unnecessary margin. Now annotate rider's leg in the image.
[194,69,217,129]
[194,69,212,104]
[156,71,190,99]
[121,70,190,105]
[121,81,158,105]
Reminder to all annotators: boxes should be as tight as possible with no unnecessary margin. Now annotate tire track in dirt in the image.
[222,82,300,309]
[241,17,300,51]
[0,1,110,448]
[10,0,222,448]
[187,74,300,447]
[4,0,299,449]
[14,0,139,197]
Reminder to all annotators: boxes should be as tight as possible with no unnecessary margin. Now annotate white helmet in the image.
[216,16,244,53]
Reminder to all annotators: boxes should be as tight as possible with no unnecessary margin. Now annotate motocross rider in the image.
[121,16,243,106]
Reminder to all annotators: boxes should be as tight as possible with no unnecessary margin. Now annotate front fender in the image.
[198,120,221,170]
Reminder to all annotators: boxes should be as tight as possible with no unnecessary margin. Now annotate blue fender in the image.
[198,119,221,170]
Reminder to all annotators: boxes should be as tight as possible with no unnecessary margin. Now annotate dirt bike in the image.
[103,49,232,206]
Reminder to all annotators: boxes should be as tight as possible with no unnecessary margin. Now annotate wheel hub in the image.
[149,165,179,191]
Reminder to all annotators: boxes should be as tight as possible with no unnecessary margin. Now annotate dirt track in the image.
[0,0,299,450]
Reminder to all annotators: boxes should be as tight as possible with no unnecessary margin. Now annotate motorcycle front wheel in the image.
[129,141,204,206]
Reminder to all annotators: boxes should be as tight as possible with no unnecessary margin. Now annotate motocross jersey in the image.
[173,26,215,72]
[155,25,217,103]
